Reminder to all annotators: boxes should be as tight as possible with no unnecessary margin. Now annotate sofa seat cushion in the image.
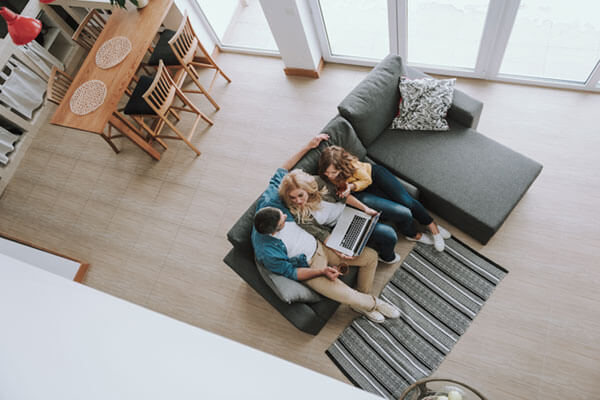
[366,124,543,243]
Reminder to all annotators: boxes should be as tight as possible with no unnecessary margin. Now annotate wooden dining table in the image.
[50,0,176,160]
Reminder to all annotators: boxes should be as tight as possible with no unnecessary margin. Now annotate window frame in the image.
[308,0,600,92]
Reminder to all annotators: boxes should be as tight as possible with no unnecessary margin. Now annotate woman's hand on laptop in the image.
[363,207,379,216]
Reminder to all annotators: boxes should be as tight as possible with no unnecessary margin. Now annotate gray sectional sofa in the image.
[224,55,542,335]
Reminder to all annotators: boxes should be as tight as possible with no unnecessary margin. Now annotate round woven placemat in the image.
[69,80,107,116]
[95,36,132,69]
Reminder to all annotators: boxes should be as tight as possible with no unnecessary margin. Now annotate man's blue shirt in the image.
[251,168,309,281]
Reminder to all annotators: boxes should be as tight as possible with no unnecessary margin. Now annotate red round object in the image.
[39,0,57,3]
[0,7,43,46]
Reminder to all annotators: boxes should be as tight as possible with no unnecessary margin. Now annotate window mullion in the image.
[474,0,506,77]
[307,0,333,62]
[396,0,408,60]
[584,60,600,90]
[481,0,520,79]
[387,0,399,56]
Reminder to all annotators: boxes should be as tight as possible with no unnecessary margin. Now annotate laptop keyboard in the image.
[340,215,367,250]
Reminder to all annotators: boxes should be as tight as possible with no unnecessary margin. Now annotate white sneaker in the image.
[376,298,400,319]
[433,233,445,252]
[378,252,401,264]
[351,306,385,323]
[406,232,434,245]
[437,225,451,239]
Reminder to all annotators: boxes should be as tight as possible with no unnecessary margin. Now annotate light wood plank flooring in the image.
[1,53,599,399]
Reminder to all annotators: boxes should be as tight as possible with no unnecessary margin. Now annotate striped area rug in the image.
[326,237,507,399]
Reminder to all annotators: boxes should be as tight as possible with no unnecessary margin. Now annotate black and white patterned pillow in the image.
[390,77,455,131]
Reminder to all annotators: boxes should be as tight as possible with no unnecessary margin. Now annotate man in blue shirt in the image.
[251,134,400,323]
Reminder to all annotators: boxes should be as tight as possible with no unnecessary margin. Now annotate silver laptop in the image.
[327,206,380,257]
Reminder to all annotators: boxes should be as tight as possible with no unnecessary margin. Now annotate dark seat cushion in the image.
[366,123,543,243]
[123,75,156,115]
[147,29,180,66]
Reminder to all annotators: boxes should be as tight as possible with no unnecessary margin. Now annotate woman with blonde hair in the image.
[318,145,450,252]
[279,169,401,264]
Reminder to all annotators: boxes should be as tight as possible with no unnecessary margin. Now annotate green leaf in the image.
[110,0,128,8]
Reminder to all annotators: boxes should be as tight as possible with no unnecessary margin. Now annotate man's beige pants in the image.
[304,242,378,311]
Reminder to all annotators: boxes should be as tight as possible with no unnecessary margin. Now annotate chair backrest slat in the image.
[47,67,73,105]
[168,14,200,66]
[72,9,106,52]
[142,60,177,117]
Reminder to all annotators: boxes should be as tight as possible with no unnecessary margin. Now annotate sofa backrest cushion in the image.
[292,148,321,175]
[337,55,406,147]
[227,199,259,250]
[320,115,367,160]
[256,258,322,304]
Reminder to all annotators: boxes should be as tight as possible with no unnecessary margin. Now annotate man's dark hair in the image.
[254,207,281,235]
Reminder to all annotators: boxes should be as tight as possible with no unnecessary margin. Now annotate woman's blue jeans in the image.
[355,164,433,239]
[369,222,398,262]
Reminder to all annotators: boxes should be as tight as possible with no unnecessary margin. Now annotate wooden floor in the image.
[1,53,599,399]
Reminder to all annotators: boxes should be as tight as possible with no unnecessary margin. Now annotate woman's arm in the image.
[282,133,329,170]
[346,195,378,216]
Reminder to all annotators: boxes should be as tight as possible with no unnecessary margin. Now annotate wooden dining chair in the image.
[46,67,73,106]
[122,60,213,156]
[146,12,231,111]
[71,9,107,52]
[46,66,123,154]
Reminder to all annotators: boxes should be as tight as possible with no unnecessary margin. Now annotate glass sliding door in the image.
[308,0,600,90]
[406,0,490,70]
[499,0,600,83]
[196,0,278,52]
[313,0,390,61]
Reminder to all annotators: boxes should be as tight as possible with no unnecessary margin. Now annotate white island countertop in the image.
[0,253,380,400]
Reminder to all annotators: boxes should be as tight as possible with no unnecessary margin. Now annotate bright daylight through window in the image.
[318,0,389,60]
[499,0,600,83]
[196,0,278,52]
[407,0,489,70]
